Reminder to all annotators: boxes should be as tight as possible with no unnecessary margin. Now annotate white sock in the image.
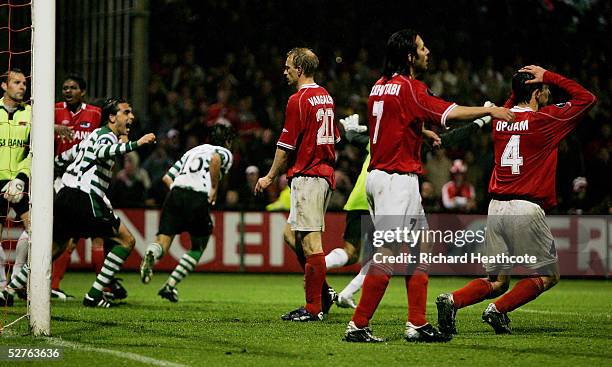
[325,248,349,270]
[146,243,164,261]
[12,231,29,282]
[339,260,370,298]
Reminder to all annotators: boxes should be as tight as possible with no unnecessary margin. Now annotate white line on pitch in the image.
[47,338,189,367]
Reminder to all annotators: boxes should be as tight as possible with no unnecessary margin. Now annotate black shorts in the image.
[53,187,120,242]
[158,187,213,237]
[0,179,29,219]
[343,210,371,247]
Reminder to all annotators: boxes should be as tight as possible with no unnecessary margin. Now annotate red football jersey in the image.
[277,83,340,189]
[55,102,102,155]
[367,75,456,174]
[489,71,597,209]
[442,181,475,209]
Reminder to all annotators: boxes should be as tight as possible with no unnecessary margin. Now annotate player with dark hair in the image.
[49,74,106,300]
[0,69,31,306]
[140,124,234,302]
[49,97,156,307]
[344,29,514,343]
[255,47,340,322]
[436,65,597,334]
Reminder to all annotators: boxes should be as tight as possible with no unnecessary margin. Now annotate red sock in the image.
[92,246,105,274]
[304,253,326,315]
[452,278,493,309]
[406,270,429,326]
[51,249,72,290]
[495,277,544,313]
[295,247,331,295]
[352,265,392,328]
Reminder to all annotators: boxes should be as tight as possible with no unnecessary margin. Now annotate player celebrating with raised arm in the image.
[255,47,340,322]
[436,65,597,335]
[50,74,105,300]
[139,124,234,302]
[344,29,514,343]
[51,98,155,308]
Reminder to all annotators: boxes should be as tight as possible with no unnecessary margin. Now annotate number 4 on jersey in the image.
[501,134,523,174]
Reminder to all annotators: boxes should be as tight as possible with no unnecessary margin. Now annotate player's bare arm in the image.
[447,105,515,122]
[208,152,221,205]
[54,124,75,142]
[162,174,173,189]
[422,128,441,148]
[137,133,156,146]
[255,147,288,194]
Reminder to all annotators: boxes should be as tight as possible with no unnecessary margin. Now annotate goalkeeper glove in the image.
[473,101,494,128]
[339,114,367,133]
[2,178,25,204]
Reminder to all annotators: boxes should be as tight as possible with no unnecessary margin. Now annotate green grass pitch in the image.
[0,273,610,366]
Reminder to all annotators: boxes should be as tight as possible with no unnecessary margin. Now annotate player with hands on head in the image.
[436,64,597,335]
[344,29,514,344]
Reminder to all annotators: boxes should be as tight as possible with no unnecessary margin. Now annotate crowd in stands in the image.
[106,0,611,214]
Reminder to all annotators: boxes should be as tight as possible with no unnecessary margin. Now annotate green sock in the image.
[88,245,130,298]
[167,250,202,287]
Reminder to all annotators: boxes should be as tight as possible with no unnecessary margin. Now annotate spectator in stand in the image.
[442,159,476,212]
[239,166,268,210]
[421,181,441,213]
[425,149,452,194]
[109,152,152,208]
[142,143,174,207]
[171,46,205,90]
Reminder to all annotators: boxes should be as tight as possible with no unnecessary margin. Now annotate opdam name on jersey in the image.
[370,83,402,97]
[496,119,529,132]
[307,95,334,106]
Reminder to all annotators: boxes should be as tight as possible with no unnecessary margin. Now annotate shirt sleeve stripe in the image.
[441,103,458,129]
[277,142,296,150]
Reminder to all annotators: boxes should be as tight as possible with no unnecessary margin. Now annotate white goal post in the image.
[29,0,55,336]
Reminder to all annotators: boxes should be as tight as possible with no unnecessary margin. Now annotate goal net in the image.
[0,0,55,336]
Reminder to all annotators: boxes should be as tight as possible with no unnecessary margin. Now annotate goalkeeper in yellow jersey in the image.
[0,69,31,306]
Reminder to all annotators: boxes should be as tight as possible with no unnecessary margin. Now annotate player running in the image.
[344,29,514,343]
[139,124,234,302]
[436,65,597,334]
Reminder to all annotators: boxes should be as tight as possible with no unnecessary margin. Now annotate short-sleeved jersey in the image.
[489,71,597,209]
[367,75,456,174]
[166,144,233,194]
[54,102,102,155]
[277,83,340,189]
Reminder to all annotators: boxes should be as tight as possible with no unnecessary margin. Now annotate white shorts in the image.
[484,199,557,273]
[365,170,428,232]
[288,176,332,232]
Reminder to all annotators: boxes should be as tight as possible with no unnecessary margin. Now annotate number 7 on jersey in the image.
[372,101,384,144]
